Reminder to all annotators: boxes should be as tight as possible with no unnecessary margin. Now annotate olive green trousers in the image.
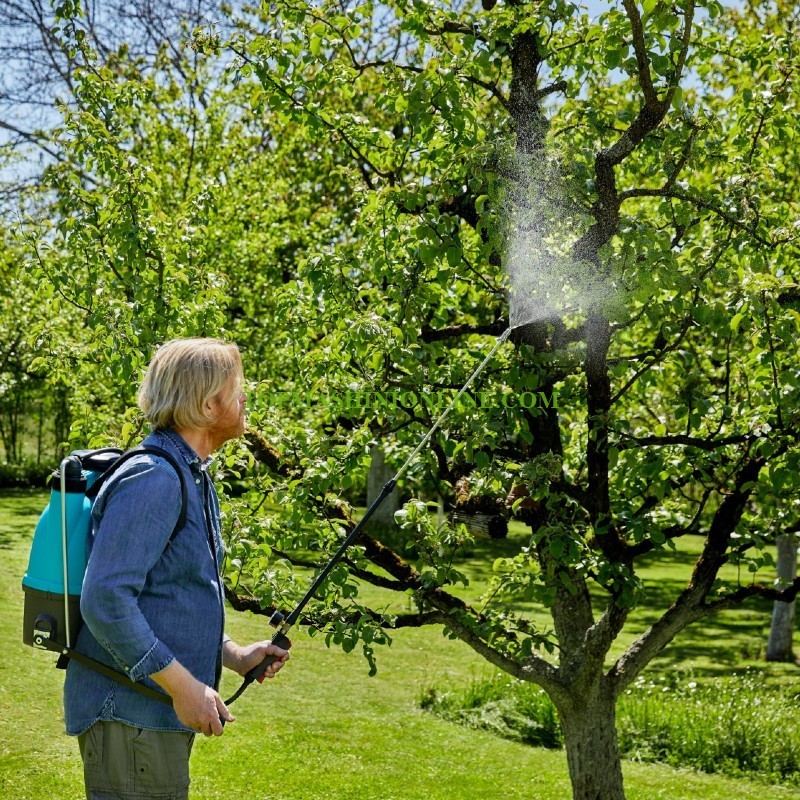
[78,721,195,800]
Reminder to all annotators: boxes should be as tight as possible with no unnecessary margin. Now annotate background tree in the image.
[2,0,358,448]
[0,0,234,456]
[766,530,797,662]
[0,219,76,466]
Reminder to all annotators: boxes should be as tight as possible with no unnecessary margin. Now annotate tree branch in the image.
[702,576,800,612]
[687,454,768,597]
[420,320,507,342]
[608,596,706,695]
[609,448,773,691]
[618,187,778,247]
[242,438,551,673]
[245,428,292,477]
[620,0,657,106]
[616,432,752,451]
[223,586,446,628]
[422,21,486,41]
[441,607,563,693]
[585,311,626,560]
[575,0,696,264]
[535,80,567,100]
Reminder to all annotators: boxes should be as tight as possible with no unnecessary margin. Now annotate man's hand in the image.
[152,660,233,736]
[223,638,290,679]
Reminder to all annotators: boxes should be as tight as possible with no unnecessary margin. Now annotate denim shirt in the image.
[63,428,226,735]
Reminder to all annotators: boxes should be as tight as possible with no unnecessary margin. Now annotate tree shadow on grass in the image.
[640,612,770,672]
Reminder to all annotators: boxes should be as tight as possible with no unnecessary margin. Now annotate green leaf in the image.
[604,48,622,69]
[446,246,461,268]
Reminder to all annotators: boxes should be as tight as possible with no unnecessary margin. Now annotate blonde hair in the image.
[138,338,243,431]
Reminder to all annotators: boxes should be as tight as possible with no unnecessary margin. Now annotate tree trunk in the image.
[557,689,626,800]
[766,531,797,662]
[365,444,401,530]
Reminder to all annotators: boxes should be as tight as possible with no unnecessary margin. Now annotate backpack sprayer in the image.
[22,446,187,706]
[224,328,513,705]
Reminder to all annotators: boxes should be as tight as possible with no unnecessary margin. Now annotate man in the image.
[64,338,289,800]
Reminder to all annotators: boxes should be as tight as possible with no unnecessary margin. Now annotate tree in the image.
[0,220,76,463]
[218,2,800,799]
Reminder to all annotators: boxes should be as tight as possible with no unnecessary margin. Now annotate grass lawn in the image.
[1,488,798,800]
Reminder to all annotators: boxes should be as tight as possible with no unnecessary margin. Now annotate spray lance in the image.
[223,327,513,706]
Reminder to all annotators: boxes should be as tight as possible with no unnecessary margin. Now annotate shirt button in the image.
[195,478,201,484]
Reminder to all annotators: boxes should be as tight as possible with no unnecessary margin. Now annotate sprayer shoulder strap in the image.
[52,642,173,707]
[85,445,188,546]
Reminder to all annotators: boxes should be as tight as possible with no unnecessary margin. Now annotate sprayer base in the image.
[22,585,81,648]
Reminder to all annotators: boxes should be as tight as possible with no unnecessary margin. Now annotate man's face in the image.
[209,374,247,445]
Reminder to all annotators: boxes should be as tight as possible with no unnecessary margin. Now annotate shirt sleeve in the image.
[80,457,183,681]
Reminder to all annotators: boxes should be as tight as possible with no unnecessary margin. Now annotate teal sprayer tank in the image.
[22,451,118,650]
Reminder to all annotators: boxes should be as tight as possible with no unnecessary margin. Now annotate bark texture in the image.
[556,686,626,800]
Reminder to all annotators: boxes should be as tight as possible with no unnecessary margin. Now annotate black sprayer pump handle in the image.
[244,630,293,684]
[224,478,398,707]
[222,628,293,709]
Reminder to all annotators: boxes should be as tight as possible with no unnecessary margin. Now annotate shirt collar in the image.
[154,427,215,469]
